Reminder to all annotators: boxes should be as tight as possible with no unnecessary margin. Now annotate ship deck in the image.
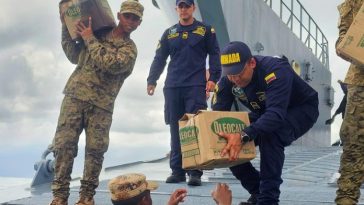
[4,146,364,205]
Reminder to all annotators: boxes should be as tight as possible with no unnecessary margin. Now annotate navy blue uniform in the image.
[147,19,221,177]
[212,56,319,205]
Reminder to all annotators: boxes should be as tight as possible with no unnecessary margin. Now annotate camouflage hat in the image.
[120,0,144,19]
[108,173,158,201]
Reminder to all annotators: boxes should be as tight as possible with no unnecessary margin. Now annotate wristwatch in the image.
[241,132,250,144]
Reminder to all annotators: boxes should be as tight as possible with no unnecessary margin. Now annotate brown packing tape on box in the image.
[60,0,116,40]
[337,2,364,66]
[179,110,256,170]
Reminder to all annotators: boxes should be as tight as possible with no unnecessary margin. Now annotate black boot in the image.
[239,194,257,205]
[187,175,201,186]
[165,175,186,183]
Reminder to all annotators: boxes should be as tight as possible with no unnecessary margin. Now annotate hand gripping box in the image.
[337,2,364,65]
[60,0,116,40]
[179,110,256,170]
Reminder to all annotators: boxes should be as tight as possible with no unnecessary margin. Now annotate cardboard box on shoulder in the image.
[337,2,364,65]
[179,110,256,170]
[60,0,116,40]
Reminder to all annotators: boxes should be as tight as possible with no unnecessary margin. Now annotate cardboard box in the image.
[337,2,364,65]
[179,110,256,170]
[60,0,116,40]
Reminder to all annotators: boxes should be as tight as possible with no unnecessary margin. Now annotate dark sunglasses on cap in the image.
[178,3,191,9]
[122,13,141,22]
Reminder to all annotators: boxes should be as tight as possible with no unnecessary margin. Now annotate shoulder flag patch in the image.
[264,72,277,84]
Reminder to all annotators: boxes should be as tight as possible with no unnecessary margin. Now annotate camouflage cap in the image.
[120,0,144,19]
[108,173,158,201]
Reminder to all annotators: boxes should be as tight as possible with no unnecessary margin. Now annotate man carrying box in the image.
[335,1,364,204]
[50,1,143,205]
[212,41,319,205]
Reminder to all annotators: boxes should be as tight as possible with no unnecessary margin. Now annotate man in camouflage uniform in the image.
[50,1,143,205]
[335,0,364,204]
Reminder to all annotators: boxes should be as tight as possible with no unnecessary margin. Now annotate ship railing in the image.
[264,0,329,69]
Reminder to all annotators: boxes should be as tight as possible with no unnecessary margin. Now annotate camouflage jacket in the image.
[61,25,137,112]
[336,0,364,85]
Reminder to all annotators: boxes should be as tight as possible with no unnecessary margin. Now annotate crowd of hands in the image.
[167,183,232,205]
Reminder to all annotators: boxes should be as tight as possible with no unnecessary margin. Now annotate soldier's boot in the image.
[75,196,95,205]
[49,197,68,205]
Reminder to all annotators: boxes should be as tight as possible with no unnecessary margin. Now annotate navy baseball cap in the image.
[221,41,252,76]
[176,0,194,6]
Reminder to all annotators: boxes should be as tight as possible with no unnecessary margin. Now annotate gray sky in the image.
[0,0,348,177]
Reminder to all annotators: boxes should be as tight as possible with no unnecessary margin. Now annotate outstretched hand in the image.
[76,17,93,40]
[167,188,187,205]
[211,183,232,205]
[218,132,242,161]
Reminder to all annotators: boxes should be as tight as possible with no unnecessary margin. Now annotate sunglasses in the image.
[122,13,141,22]
[178,4,192,9]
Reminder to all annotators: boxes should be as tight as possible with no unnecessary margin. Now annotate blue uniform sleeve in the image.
[206,26,221,83]
[244,61,293,139]
[147,30,170,86]
[211,77,234,111]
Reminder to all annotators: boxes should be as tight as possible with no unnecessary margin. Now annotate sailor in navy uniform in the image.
[212,41,318,205]
[146,0,221,186]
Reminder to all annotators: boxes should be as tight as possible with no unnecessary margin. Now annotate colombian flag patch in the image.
[264,72,277,84]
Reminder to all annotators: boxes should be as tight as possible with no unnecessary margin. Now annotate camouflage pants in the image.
[51,96,112,199]
[336,85,364,205]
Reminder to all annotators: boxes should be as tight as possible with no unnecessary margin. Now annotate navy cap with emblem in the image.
[176,0,194,6]
[221,41,252,76]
